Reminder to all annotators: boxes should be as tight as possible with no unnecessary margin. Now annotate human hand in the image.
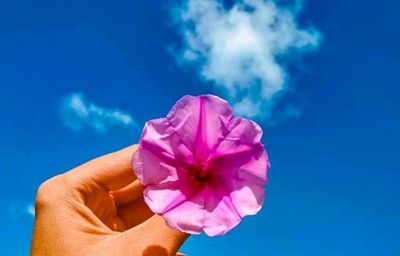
[31,145,189,256]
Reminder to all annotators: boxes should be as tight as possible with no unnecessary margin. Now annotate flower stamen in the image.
[189,164,210,182]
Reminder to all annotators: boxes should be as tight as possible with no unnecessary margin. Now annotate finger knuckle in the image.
[35,174,65,207]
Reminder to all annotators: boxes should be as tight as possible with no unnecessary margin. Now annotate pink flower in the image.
[132,95,269,236]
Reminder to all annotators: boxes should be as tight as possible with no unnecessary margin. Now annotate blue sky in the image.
[1,0,399,255]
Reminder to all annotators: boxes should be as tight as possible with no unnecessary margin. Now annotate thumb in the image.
[118,215,190,256]
[142,215,190,254]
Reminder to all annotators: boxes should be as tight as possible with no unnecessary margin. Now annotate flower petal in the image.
[162,185,242,236]
[212,117,263,156]
[162,196,204,234]
[139,118,194,165]
[202,186,242,236]
[167,95,233,161]
[143,182,185,214]
[143,169,204,214]
[197,95,233,160]
[166,95,200,154]
[132,147,178,186]
[228,180,266,217]
[208,117,269,217]
[210,145,268,217]
[211,117,269,183]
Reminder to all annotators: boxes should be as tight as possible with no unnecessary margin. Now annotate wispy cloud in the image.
[27,204,35,217]
[171,0,321,119]
[6,201,35,218]
[61,92,136,133]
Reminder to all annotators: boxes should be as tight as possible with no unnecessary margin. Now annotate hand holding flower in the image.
[31,146,188,256]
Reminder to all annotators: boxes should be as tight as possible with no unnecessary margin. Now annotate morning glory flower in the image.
[132,95,269,236]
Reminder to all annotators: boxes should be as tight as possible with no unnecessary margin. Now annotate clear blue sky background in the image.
[1,0,399,255]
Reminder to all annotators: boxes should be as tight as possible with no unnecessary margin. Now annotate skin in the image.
[31,145,189,256]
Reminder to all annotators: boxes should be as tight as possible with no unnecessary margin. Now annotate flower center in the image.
[189,164,210,182]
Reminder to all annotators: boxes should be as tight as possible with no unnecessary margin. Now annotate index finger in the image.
[66,145,138,191]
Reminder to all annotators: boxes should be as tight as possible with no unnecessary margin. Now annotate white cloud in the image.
[172,0,321,118]
[27,204,35,217]
[6,201,35,218]
[61,92,136,133]
[233,96,261,117]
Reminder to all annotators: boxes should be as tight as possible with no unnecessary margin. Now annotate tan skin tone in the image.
[31,145,189,256]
